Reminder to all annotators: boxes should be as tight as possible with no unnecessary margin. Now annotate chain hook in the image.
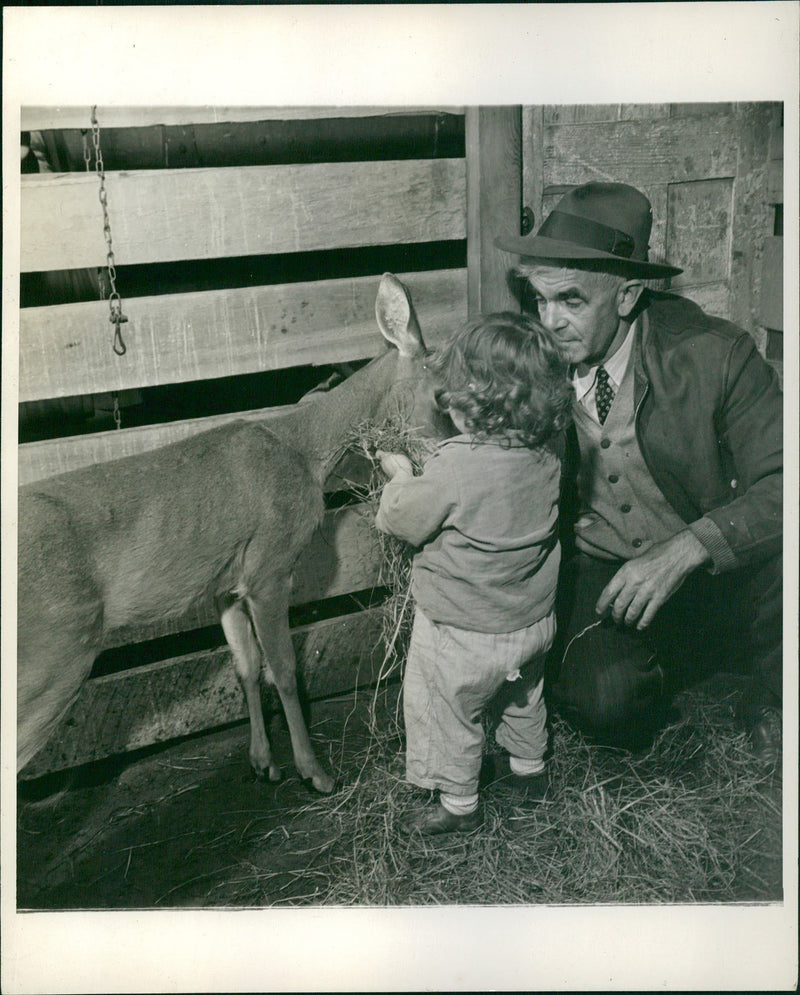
[110,295,128,356]
[90,106,130,357]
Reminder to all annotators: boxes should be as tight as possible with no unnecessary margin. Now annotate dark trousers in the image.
[546,551,782,748]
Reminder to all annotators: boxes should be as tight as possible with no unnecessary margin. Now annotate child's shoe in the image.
[400,800,482,835]
[480,754,550,801]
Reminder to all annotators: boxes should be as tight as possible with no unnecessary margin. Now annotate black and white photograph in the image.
[2,5,797,992]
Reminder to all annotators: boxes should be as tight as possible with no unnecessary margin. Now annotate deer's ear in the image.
[375,273,426,358]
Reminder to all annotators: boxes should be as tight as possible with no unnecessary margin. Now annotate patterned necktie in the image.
[595,365,615,425]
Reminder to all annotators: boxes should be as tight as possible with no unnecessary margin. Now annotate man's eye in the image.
[565,298,582,310]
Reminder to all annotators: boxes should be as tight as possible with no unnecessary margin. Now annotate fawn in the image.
[18,274,450,792]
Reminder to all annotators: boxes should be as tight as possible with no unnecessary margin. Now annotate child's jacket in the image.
[375,434,561,633]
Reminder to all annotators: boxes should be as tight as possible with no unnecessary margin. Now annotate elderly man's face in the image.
[522,265,640,371]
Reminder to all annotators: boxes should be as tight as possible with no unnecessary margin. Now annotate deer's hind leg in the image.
[219,599,281,783]
[246,589,335,795]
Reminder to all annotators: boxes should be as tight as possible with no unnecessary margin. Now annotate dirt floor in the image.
[17,696,370,909]
[17,678,783,909]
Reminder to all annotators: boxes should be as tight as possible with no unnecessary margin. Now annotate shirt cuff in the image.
[689,516,737,574]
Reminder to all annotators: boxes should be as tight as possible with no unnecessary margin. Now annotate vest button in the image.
[621,503,631,513]
[600,438,611,449]
[608,474,619,483]
[632,538,643,548]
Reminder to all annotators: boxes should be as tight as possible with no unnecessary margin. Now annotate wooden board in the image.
[19,268,467,402]
[465,107,521,315]
[541,115,749,187]
[22,106,465,131]
[20,158,467,273]
[100,504,383,650]
[18,408,271,485]
[19,606,388,778]
[543,105,671,125]
[19,407,380,489]
[759,236,783,331]
[766,159,784,205]
[522,106,545,240]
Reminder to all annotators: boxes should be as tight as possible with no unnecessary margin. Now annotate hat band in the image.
[538,210,636,259]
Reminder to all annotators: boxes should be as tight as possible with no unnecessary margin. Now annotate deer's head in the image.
[374,273,454,442]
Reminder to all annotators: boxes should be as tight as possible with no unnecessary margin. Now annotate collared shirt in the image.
[375,434,561,633]
[573,320,637,423]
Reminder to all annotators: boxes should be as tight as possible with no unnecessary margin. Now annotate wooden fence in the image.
[18,105,521,777]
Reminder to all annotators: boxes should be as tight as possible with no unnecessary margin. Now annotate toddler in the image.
[376,311,571,834]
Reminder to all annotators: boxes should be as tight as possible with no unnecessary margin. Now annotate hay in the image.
[218,419,783,907]
[245,680,781,907]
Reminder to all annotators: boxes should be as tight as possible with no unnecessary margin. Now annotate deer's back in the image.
[19,422,324,632]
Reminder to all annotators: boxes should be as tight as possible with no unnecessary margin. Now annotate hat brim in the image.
[494,233,683,279]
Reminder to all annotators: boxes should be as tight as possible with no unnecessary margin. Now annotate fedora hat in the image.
[494,182,682,278]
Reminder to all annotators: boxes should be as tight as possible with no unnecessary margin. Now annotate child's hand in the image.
[376,450,414,478]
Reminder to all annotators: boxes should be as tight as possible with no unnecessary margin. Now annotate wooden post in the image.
[466,106,522,316]
[522,106,545,241]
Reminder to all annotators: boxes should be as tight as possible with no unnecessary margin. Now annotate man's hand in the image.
[376,450,414,479]
[595,530,712,630]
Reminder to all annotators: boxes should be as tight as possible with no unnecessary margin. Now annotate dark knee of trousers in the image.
[550,657,667,748]
[547,615,668,749]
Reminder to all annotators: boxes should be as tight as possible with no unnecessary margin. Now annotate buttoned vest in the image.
[572,350,686,560]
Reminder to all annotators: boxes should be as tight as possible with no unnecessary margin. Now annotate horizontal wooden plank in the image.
[18,408,264,485]
[19,414,375,496]
[19,406,312,485]
[102,504,383,649]
[22,106,465,131]
[542,113,753,187]
[20,159,466,272]
[19,268,467,401]
[668,103,736,118]
[19,605,389,778]
[543,104,670,125]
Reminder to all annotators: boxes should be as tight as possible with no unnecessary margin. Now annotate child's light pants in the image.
[403,608,556,796]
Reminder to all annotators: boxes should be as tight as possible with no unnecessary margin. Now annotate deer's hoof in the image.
[250,762,282,784]
[308,771,335,795]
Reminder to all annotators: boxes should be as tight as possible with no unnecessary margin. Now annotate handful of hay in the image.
[345,417,440,702]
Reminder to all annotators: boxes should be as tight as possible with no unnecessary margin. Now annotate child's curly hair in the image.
[430,311,572,450]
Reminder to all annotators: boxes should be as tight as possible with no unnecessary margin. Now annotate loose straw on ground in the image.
[221,420,782,908]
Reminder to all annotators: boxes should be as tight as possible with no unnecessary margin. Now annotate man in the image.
[494,182,782,760]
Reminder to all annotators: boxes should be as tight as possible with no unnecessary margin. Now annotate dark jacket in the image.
[566,291,782,573]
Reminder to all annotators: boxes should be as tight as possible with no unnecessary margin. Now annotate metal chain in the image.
[83,127,111,315]
[90,106,128,357]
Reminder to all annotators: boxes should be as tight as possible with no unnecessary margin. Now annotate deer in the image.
[17,273,452,794]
